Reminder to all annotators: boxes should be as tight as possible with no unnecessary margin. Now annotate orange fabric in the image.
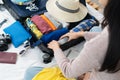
[40,15,57,30]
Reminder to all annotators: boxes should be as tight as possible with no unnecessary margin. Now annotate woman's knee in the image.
[24,67,43,80]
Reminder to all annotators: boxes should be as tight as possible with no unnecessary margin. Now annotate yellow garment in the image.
[30,25,43,39]
[32,67,76,80]
[25,18,43,39]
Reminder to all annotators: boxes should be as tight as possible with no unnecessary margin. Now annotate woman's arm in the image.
[60,31,100,41]
[48,27,108,78]
[84,32,100,41]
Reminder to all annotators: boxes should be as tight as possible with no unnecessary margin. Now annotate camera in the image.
[0,34,11,51]
[42,53,53,64]
[38,43,54,63]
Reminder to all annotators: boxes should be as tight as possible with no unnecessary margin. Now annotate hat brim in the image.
[46,0,88,22]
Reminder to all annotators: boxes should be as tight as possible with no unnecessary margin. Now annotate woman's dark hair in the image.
[100,0,120,73]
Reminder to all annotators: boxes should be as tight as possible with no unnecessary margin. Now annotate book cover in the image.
[0,52,17,64]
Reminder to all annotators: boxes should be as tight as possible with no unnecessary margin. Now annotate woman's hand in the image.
[60,31,84,41]
[48,40,60,51]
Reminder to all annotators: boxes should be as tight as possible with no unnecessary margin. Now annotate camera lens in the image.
[5,34,11,44]
[42,53,53,64]
[0,39,8,51]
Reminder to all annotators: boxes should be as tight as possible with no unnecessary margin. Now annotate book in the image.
[0,52,17,64]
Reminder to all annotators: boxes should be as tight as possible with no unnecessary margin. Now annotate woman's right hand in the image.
[60,31,84,41]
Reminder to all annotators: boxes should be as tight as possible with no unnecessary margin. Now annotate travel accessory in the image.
[42,53,53,63]
[0,34,11,51]
[60,37,85,51]
[46,0,88,22]
[4,21,31,48]
[19,40,31,56]
[38,43,53,57]
[0,52,17,64]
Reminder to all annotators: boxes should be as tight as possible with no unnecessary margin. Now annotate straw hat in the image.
[46,0,88,22]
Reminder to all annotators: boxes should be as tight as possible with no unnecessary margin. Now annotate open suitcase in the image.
[3,0,99,63]
[3,0,47,22]
[23,12,99,63]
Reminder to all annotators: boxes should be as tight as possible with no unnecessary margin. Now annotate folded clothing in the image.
[44,12,63,29]
[41,28,69,45]
[40,15,57,30]
[25,18,43,39]
[71,19,99,32]
[31,15,52,34]
[4,21,31,48]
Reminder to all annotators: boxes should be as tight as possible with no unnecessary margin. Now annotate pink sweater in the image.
[54,27,120,80]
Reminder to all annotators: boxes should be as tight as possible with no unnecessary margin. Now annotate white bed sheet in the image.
[0,4,103,80]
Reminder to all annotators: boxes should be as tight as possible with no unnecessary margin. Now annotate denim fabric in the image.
[68,14,95,30]
[3,0,47,20]
[71,19,99,32]
[89,26,102,32]
[24,67,43,80]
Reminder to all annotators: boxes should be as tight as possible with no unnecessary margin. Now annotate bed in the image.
[0,3,103,80]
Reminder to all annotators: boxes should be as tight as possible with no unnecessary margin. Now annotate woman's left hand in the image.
[48,40,60,51]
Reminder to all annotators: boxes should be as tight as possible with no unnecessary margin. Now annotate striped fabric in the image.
[71,19,98,32]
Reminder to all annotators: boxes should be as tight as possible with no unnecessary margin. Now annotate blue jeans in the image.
[24,67,43,80]
[90,26,102,32]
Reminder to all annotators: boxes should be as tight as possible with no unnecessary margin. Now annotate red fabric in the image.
[31,15,52,34]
